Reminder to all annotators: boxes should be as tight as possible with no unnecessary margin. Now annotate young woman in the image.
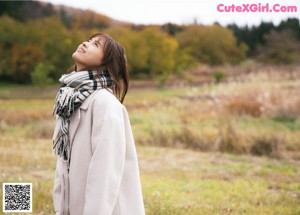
[52,33,145,215]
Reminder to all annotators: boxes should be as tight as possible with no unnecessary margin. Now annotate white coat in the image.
[52,89,145,215]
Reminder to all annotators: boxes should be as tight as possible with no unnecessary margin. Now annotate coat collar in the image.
[79,88,113,110]
[69,88,114,149]
[69,90,97,144]
[79,90,97,110]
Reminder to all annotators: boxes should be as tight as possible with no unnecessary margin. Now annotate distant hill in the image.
[0,1,128,28]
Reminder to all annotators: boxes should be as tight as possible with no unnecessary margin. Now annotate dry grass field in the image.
[0,66,300,214]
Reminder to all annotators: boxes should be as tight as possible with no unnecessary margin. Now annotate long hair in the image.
[70,33,129,103]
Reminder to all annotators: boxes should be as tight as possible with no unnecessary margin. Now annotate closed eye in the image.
[94,41,101,47]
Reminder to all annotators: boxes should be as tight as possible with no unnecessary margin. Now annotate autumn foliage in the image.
[0,1,300,85]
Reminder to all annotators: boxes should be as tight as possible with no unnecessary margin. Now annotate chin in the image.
[72,52,83,64]
[72,52,77,60]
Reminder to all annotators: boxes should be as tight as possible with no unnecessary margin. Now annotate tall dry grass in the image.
[128,66,300,159]
[1,66,300,159]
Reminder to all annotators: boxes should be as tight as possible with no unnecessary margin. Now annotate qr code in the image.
[2,183,32,213]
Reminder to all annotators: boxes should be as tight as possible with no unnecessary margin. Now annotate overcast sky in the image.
[44,0,300,26]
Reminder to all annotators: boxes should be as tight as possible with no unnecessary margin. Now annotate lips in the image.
[77,46,86,53]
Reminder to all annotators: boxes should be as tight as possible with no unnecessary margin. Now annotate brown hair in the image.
[71,33,129,103]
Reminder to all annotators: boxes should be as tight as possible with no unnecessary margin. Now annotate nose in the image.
[82,41,88,47]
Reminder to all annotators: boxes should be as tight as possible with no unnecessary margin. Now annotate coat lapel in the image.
[69,91,97,144]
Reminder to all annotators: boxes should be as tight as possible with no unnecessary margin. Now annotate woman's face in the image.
[72,36,106,71]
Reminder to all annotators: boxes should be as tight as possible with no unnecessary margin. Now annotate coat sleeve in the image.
[83,116,126,215]
[53,158,62,215]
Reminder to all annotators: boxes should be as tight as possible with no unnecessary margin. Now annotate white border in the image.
[2,182,32,213]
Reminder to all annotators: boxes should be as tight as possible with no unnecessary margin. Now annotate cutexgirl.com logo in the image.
[217,3,297,13]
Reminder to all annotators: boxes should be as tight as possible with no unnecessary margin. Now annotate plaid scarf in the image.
[52,70,112,162]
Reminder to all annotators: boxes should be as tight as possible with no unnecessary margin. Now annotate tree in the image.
[161,22,184,36]
[105,26,148,78]
[0,15,83,84]
[140,27,178,85]
[107,26,179,85]
[0,1,55,22]
[277,18,300,40]
[31,16,80,79]
[9,43,45,83]
[177,24,248,65]
[256,29,300,65]
[31,62,54,87]
[227,22,275,56]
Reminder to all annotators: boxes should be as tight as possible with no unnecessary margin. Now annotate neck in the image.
[75,65,100,72]
[75,64,85,72]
